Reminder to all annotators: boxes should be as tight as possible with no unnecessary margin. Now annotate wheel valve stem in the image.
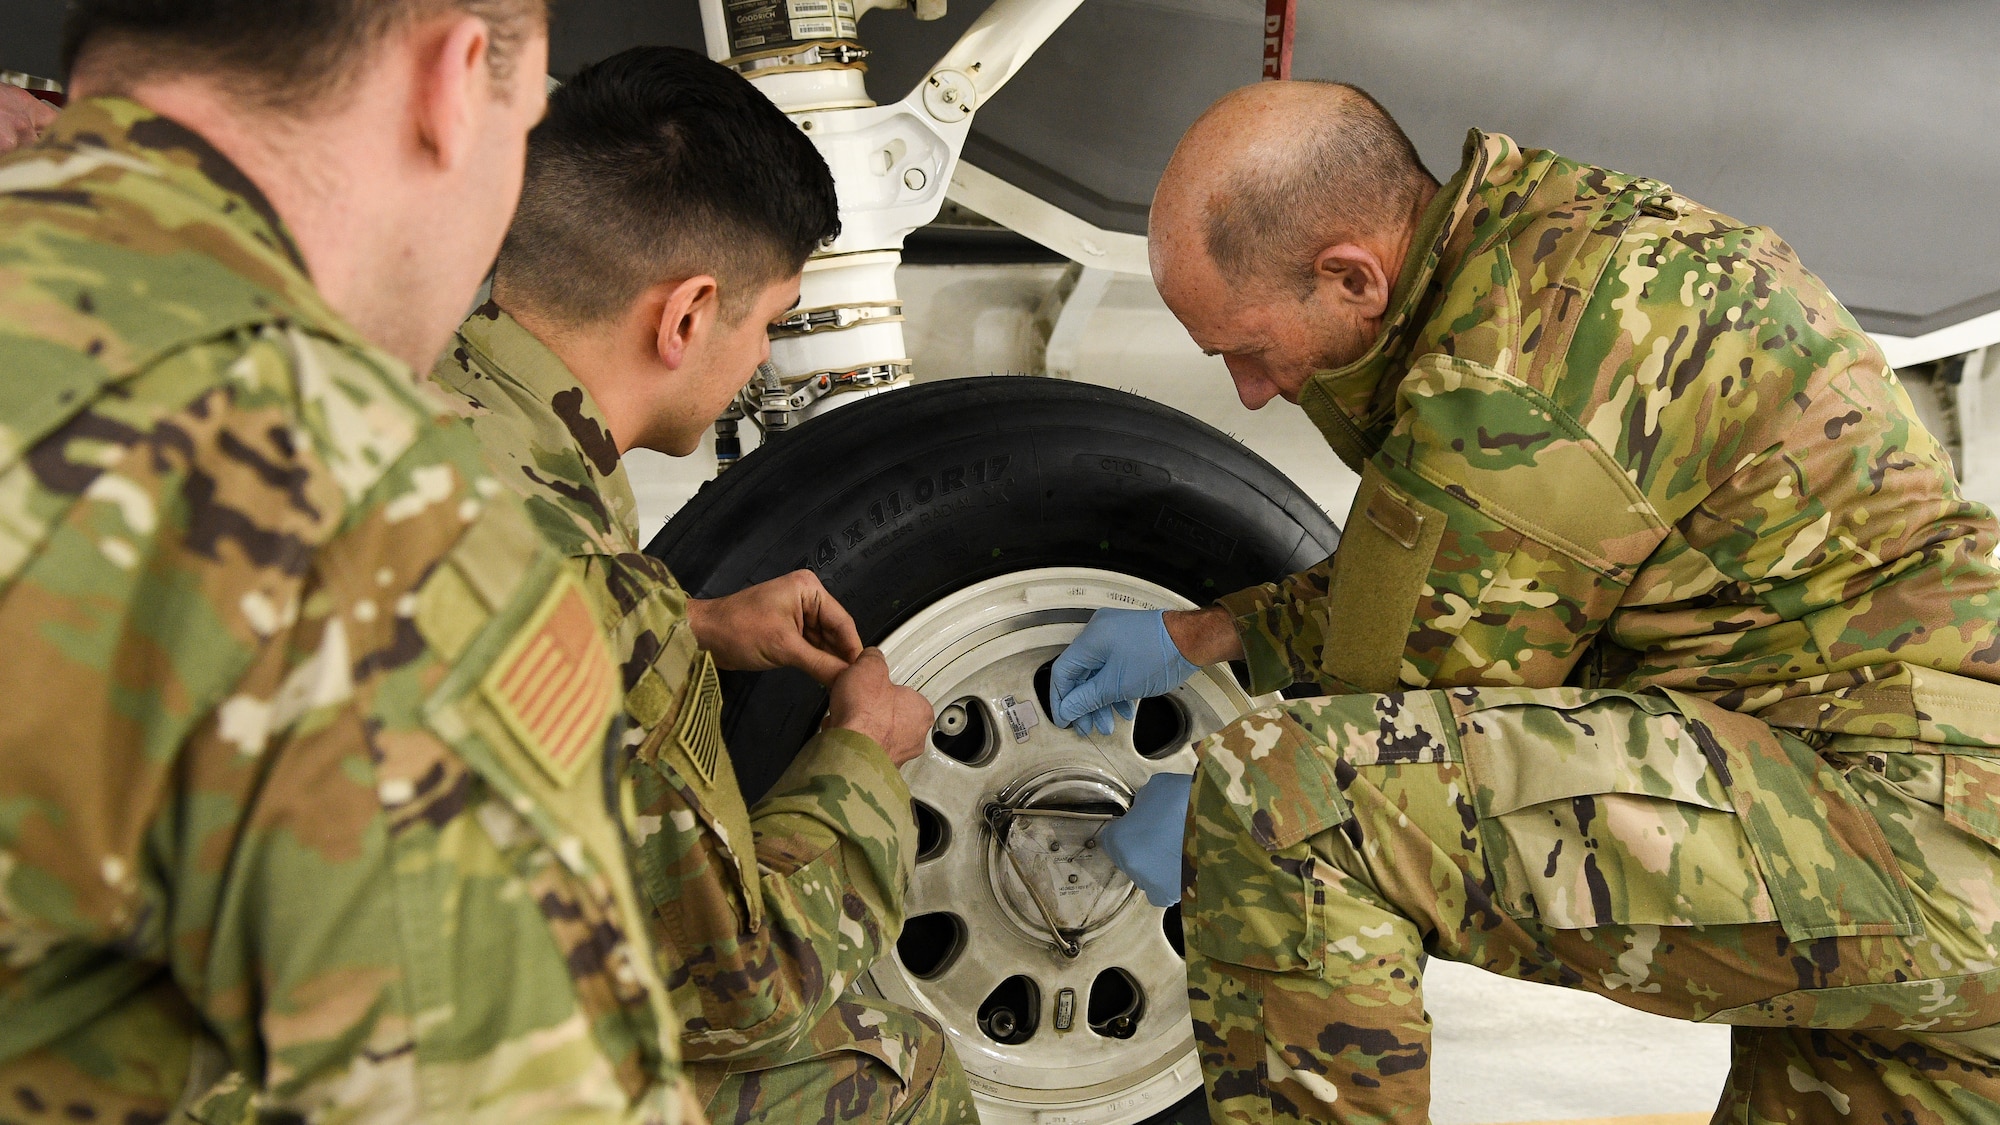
[936,703,968,737]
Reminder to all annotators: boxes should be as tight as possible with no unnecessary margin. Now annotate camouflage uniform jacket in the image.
[430,306,919,1068]
[0,100,689,1122]
[1218,130,2000,748]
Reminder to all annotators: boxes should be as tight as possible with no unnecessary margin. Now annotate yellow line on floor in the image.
[1490,1116,1707,1125]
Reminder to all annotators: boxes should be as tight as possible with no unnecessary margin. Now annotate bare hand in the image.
[688,570,863,685]
[0,86,58,155]
[825,649,933,767]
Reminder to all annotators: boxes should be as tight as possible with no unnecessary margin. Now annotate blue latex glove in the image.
[1100,771,1195,907]
[1050,608,1199,736]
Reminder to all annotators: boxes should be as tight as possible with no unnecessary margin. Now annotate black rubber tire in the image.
[648,375,1339,800]
[645,376,1340,1125]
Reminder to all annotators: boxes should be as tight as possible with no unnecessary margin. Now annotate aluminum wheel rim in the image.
[868,567,1262,1125]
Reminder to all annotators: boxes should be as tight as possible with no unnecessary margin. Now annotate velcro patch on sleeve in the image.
[483,575,616,789]
[673,650,725,786]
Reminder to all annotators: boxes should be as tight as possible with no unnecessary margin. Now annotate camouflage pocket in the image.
[1455,689,1780,930]
[1195,705,1356,852]
[1686,699,1922,942]
[1943,754,2000,850]
[1186,709,1352,972]
[1185,781,1329,973]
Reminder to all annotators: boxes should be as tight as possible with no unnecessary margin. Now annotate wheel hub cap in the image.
[986,768,1136,953]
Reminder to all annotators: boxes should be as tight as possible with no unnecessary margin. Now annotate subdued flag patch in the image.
[674,650,724,785]
[484,575,615,788]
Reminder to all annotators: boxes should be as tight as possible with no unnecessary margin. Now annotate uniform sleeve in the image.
[692,727,914,1064]
[1215,557,1337,695]
[736,722,915,1024]
[605,557,914,1064]
[0,347,678,1122]
[633,732,915,1069]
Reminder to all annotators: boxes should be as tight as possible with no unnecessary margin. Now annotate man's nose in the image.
[1227,362,1278,410]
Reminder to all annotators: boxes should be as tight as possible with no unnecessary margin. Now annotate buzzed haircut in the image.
[1205,82,1437,296]
[493,46,841,327]
[62,0,547,112]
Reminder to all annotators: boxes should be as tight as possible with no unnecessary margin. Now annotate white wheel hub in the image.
[869,568,1262,1125]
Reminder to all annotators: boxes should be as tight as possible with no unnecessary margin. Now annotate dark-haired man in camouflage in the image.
[0,2,703,1122]
[1054,81,2000,1122]
[431,48,973,1125]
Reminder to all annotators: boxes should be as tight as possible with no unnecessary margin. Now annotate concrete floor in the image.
[627,262,1735,1123]
[1426,960,1729,1124]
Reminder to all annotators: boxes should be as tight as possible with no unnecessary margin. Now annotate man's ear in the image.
[1312,243,1394,319]
[656,275,722,371]
[410,15,493,169]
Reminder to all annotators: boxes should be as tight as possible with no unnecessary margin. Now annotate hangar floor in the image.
[627,263,1738,1123]
[1425,960,1728,1123]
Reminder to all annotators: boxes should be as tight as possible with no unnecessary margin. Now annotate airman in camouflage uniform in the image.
[420,46,973,1123]
[1063,82,2000,1122]
[0,97,694,1122]
[431,304,974,1125]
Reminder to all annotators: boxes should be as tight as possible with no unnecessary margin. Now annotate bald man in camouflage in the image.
[1052,81,2000,1123]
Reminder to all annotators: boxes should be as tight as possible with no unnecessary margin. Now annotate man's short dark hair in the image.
[1206,82,1437,297]
[493,46,841,326]
[62,0,547,112]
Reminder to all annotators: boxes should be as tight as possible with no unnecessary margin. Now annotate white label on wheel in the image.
[789,17,838,37]
[999,694,1039,743]
[787,0,832,15]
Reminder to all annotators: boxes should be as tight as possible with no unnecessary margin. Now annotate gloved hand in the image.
[1100,771,1195,907]
[1050,609,1199,736]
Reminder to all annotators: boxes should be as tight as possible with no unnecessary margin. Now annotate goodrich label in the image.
[725,0,859,52]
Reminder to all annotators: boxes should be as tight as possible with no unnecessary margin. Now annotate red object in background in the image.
[1262,0,1297,80]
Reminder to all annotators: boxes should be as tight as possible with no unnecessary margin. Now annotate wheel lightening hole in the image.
[913,800,949,862]
[897,912,965,980]
[1162,902,1185,959]
[1033,660,1056,724]
[930,697,994,765]
[978,975,1041,1045]
[1087,968,1144,1040]
[1132,695,1189,759]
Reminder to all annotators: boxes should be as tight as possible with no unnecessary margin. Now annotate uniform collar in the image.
[38,96,309,277]
[1297,128,1535,468]
[450,303,641,548]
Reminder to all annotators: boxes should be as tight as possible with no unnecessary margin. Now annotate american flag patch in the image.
[674,650,725,785]
[484,576,615,788]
